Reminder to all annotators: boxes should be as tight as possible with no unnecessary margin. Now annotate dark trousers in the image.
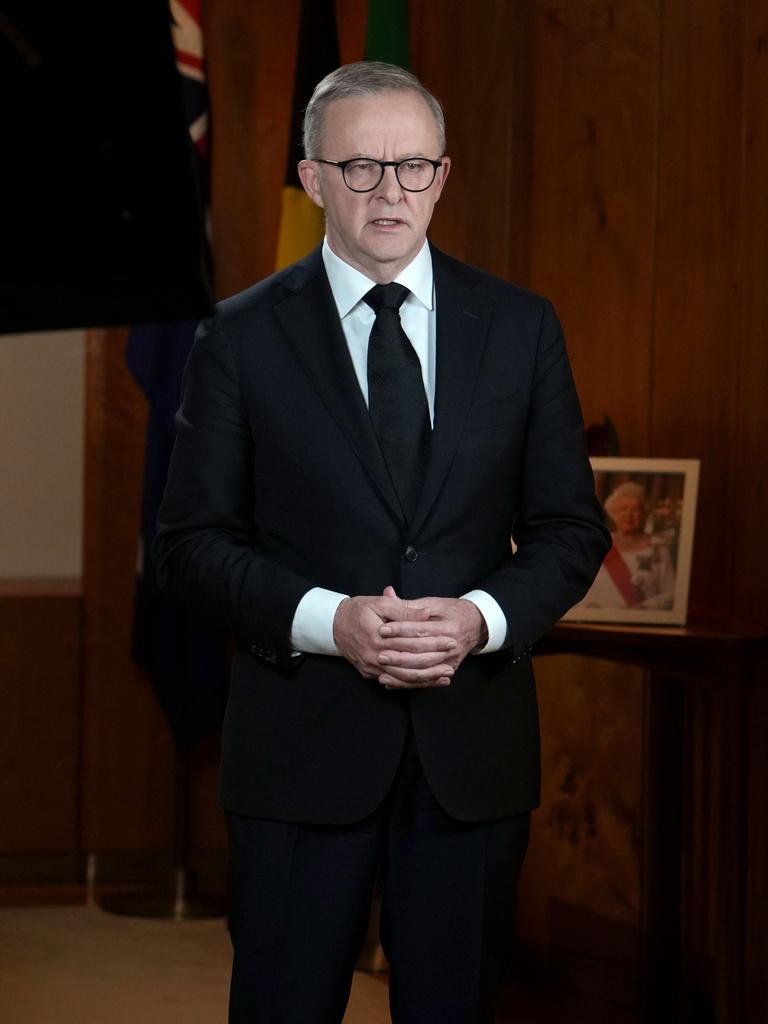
[226,729,530,1023]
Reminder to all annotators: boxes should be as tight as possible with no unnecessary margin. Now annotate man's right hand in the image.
[333,593,456,686]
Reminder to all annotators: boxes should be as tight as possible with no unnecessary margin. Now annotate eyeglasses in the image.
[314,157,444,193]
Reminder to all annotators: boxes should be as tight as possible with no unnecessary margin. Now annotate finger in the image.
[382,585,398,599]
[402,600,435,622]
[378,636,457,655]
[378,662,455,685]
[380,621,457,639]
[381,675,452,689]
[376,599,432,623]
[378,650,456,670]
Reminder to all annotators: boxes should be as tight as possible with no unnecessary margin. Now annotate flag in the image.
[126,0,227,745]
[364,0,409,66]
[275,0,340,270]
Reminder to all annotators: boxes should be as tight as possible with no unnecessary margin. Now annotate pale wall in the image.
[0,331,85,577]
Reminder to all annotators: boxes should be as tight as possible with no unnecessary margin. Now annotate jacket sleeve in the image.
[473,299,611,658]
[152,313,312,667]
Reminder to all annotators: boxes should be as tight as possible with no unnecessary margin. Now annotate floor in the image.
[0,902,390,1024]
[0,897,641,1023]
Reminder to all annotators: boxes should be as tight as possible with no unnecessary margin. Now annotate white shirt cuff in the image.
[460,590,507,654]
[290,587,348,655]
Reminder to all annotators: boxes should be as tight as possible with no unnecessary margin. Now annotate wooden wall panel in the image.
[732,0,768,631]
[651,0,745,618]
[204,0,298,297]
[204,0,368,300]
[519,656,643,955]
[412,0,535,284]
[335,0,367,66]
[528,0,659,454]
[0,582,81,853]
[81,330,175,851]
[517,1,661,983]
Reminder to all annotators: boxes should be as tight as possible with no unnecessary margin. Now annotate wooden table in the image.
[536,619,768,1024]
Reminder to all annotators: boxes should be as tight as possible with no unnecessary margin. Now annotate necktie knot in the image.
[363,283,410,314]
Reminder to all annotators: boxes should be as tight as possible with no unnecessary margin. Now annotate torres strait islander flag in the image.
[275,0,340,269]
[125,0,227,745]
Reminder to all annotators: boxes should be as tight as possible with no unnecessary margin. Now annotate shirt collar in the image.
[322,239,434,319]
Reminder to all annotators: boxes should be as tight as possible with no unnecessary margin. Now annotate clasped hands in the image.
[332,586,488,689]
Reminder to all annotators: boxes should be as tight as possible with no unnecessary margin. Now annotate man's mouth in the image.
[370,218,403,226]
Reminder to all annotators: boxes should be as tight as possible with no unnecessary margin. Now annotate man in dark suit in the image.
[154,61,609,1024]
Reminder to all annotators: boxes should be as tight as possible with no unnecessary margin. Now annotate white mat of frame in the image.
[0,903,389,1024]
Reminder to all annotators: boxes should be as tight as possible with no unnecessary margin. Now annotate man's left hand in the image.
[376,587,488,689]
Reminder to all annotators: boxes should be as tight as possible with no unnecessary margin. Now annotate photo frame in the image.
[563,457,700,626]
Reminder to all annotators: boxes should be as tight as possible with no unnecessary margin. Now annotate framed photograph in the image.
[563,457,700,626]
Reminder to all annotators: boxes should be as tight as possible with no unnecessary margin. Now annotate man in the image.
[154,61,609,1023]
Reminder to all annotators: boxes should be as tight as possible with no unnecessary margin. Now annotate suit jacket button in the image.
[404,546,418,563]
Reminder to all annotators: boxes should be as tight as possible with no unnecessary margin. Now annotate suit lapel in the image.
[273,249,403,521]
[410,248,491,536]
[273,246,490,535]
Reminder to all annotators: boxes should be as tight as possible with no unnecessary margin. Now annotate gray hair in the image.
[302,61,446,160]
[604,481,648,518]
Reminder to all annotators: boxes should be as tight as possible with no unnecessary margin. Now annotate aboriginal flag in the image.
[274,0,340,269]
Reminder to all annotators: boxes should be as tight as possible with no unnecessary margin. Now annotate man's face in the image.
[298,90,451,282]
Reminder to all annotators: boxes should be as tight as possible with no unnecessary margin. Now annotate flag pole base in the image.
[98,738,226,921]
[97,867,226,921]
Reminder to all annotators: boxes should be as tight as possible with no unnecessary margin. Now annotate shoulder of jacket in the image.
[214,246,324,326]
[430,244,553,315]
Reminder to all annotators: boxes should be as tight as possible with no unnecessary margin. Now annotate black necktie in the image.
[364,283,431,523]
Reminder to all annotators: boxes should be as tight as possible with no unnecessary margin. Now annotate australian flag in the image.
[126,0,227,745]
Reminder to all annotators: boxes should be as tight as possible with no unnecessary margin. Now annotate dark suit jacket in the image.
[153,244,610,825]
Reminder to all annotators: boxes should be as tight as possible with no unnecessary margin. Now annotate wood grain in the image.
[0,586,81,852]
[204,0,297,297]
[412,0,534,284]
[518,2,660,993]
[520,656,643,959]
[81,329,175,851]
[652,0,745,619]
[732,0,768,632]
[528,0,659,455]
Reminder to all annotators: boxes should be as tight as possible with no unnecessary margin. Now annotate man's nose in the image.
[376,165,403,203]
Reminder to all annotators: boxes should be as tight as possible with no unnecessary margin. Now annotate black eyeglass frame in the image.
[314,157,444,193]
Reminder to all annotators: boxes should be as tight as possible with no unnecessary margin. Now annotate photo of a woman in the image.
[575,482,675,611]
[564,458,699,625]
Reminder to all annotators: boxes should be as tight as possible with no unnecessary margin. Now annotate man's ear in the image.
[298,161,324,209]
[433,156,451,201]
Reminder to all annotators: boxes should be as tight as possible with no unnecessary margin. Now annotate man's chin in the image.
[365,239,422,274]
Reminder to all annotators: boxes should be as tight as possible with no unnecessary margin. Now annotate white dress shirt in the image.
[289,239,507,656]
